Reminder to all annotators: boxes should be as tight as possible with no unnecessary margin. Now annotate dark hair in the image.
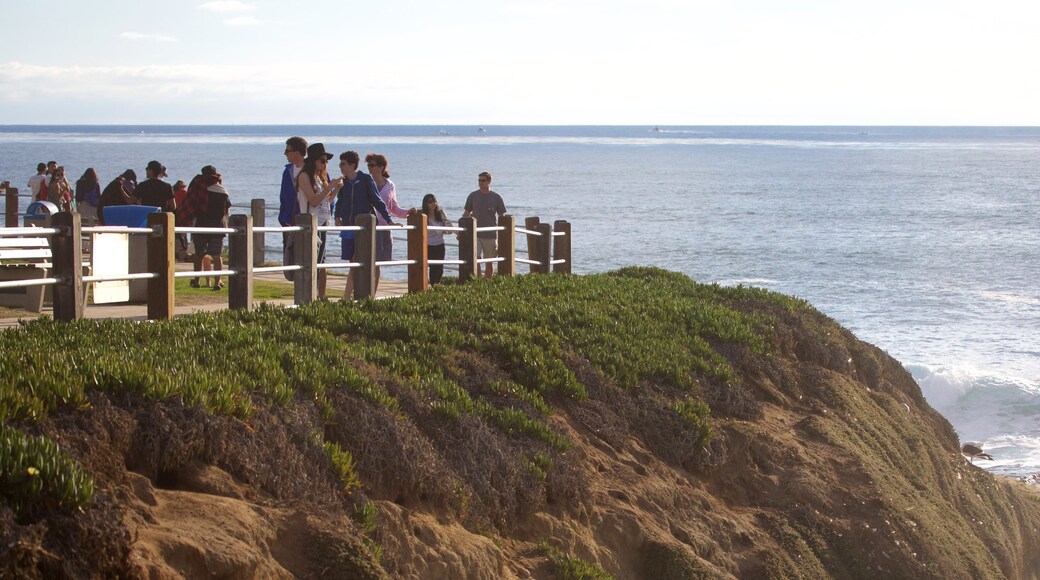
[299,157,328,191]
[36,162,46,172]
[75,168,99,202]
[286,136,307,155]
[340,151,359,165]
[78,168,98,183]
[421,194,447,222]
[364,153,390,179]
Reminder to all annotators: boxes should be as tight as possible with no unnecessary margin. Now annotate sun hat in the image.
[306,143,334,161]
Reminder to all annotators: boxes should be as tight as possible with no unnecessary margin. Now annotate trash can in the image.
[102,205,161,228]
[23,201,60,227]
[103,206,161,302]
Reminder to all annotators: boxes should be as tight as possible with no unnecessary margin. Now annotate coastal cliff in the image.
[2,268,1038,578]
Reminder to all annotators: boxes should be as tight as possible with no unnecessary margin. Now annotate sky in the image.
[1,0,1039,125]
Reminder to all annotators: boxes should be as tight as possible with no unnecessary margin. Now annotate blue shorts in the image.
[341,238,355,261]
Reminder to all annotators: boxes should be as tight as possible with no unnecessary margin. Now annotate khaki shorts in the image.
[477,237,497,259]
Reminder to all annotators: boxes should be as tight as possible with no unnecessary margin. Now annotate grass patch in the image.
[174,277,294,305]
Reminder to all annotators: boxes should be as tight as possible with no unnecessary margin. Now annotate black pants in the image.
[428,243,445,284]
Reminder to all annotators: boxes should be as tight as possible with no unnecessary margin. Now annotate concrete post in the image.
[552,220,572,274]
[524,216,541,274]
[458,216,477,282]
[146,212,175,320]
[497,214,515,277]
[228,214,253,311]
[250,198,265,267]
[407,212,428,293]
[353,214,376,300]
[293,213,317,304]
[50,212,84,321]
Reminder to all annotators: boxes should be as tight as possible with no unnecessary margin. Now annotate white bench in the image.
[0,234,91,313]
[0,235,52,312]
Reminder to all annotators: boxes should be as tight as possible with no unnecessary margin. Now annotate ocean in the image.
[1,125,1038,476]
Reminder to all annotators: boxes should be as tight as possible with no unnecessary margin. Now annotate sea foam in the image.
[910,364,1040,476]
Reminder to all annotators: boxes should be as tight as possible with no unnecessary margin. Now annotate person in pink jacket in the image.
[364,153,413,294]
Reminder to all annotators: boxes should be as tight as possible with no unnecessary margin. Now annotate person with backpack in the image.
[75,168,102,222]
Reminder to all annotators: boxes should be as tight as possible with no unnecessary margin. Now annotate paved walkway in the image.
[0,263,409,329]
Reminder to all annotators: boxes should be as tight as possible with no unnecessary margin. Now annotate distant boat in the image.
[438,129,450,135]
[651,126,662,133]
[478,127,486,133]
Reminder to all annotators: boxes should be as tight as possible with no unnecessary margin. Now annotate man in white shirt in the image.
[27,163,47,202]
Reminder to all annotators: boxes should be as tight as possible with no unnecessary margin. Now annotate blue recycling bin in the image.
[25,201,60,217]
[103,205,161,227]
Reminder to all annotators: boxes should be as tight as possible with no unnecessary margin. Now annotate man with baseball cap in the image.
[134,160,176,212]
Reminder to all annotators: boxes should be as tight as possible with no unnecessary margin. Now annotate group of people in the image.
[26,161,75,213]
[15,137,508,299]
[23,159,232,290]
[277,136,507,300]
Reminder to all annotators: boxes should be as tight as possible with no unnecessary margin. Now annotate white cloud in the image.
[199,0,255,13]
[119,32,177,43]
[224,16,260,26]
[0,62,301,103]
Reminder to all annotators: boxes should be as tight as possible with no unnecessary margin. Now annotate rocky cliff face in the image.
[2,270,1039,579]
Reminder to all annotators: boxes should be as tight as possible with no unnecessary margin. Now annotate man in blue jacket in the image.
[334,150,396,300]
[279,136,307,279]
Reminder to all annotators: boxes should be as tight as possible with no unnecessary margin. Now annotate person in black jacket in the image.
[96,170,138,225]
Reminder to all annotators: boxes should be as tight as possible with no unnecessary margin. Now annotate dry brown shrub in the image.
[703,380,761,420]
[0,492,133,578]
[324,390,456,510]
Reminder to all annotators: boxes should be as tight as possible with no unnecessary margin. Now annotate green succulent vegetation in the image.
[673,398,712,450]
[539,540,613,580]
[352,501,382,563]
[325,441,361,494]
[0,267,787,518]
[0,424,95,516]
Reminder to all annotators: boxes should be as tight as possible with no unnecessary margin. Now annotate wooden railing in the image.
[0,208,572,322]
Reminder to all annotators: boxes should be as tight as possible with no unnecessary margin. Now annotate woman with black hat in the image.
[296,143,344,298]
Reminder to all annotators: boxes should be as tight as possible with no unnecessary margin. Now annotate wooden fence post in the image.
[524,216,541,274]
[353,214,376,300]
[147,212,175,321]
[552,220,571,274]
[50,212,84,321]
[497,215,515,277]
[407,211,428,293]
[228,214,253,311]
[293,213,317,304]
[535,223,553,274]
[251,199,265,267]
[458,216,477,282]
[5,187,18,228]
